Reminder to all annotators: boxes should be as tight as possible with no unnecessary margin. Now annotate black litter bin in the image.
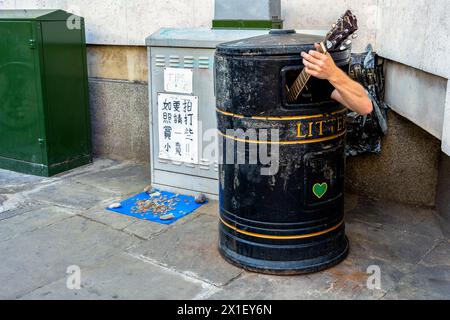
[215,30,351,275]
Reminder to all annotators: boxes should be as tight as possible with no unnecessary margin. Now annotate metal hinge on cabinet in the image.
[29,39,36,49]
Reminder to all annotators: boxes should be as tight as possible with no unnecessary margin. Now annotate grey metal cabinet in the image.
[147,28,268,197]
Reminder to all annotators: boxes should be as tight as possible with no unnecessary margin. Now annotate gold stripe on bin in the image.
[216,108,245,119]
[220,216,345,240]
[217,129,346,145]
[216,108,346,121]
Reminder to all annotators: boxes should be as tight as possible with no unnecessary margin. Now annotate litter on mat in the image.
[106,189,207,225]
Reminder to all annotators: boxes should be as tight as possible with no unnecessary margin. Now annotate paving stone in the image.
[210,237,406,300]
[346,219,438,267]
[123,220,171,239]
[0,206,73,242]
[346,198,444,240]
[383,264,450,300]
[80,204,138,230]
[28,180,117,210]
[21,253,208,300]
[0,192,42,215]
[209,272,327,300]
[129,214,242,286]
[210,266,387,300]
[0,216,139,299]
[383,242,450,299]
[53,158,120,179]
[73,163,150,195]
[323,242,407,298]
[419,240,450,267]
[0,168,48,190]
[123,210,204,240]
[0,203,46,221]
[0,194,7,206]
[196,200,219,217]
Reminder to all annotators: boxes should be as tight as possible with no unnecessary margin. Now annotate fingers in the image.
[304,67,319,77]
[301,51,321,65]
[302,59,320,71]
[301,43,331,79]
[314,43,321,51]
[308,50,325,59]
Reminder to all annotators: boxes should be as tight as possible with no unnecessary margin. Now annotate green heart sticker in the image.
[313,183,328,199]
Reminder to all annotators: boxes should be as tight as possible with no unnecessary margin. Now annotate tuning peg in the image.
[332,23,336,28]
[352,33,358,39]
[340,39,353,51]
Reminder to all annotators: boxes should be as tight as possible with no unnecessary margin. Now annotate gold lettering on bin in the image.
[308,122,314,137]
[316,120,326,136]
[295,112,346,141]
[296,122,308,138]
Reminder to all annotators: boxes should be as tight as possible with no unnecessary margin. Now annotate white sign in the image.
[158,93,199,164]
[164,67,193,94]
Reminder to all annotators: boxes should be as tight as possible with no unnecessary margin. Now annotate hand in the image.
[301,43,340,81]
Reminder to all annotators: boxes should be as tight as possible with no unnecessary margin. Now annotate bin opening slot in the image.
[281,66,334,109]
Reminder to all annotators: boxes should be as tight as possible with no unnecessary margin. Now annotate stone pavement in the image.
[0,159,448,300]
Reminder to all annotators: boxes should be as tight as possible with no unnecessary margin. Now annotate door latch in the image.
[29,39,36,49]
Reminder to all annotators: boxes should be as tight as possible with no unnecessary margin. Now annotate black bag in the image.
[346,44,389,156]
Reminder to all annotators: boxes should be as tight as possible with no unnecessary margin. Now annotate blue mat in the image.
[106,189,207,225]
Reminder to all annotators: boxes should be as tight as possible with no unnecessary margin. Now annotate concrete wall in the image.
[87,46,148,83]
[89,79,149,163]
[282,0,378,52]
[376,0,450,79]
[346,111,441,206]
[376,0,450,156]
[1,0,377,51]
[443,86,450,155]
[384,61,447,140]
[375,0,450,212]
[85,45,149,162]
[0,0,213,45]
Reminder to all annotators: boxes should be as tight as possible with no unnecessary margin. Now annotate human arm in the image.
[300,43,373,115]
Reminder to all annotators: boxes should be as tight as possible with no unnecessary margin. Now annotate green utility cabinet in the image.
[0,10,92,176]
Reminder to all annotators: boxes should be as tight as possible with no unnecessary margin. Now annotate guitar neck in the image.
[286,69,311,104]
[286,42,327,104]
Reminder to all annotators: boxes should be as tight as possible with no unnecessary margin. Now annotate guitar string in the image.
[288,71,304,102]
[293,71,306,101]
[288,69,309,103]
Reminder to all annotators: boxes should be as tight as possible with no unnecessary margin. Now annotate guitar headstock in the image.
[324,10,358,51]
